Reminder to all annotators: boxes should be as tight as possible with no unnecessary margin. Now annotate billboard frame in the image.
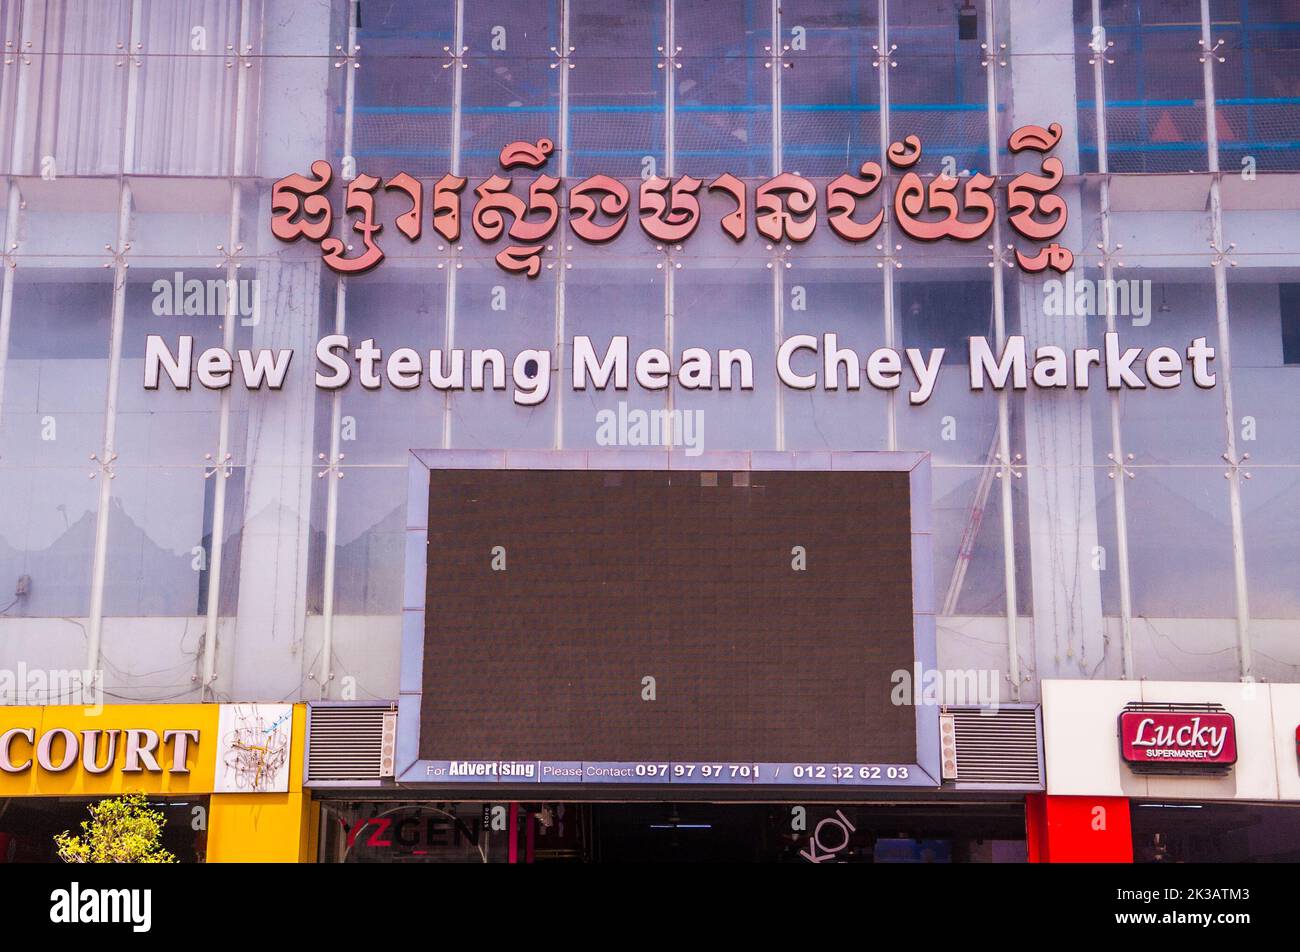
[396,449,939,790]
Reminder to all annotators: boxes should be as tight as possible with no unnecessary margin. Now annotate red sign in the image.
[272,124,1075,279]
[1118,710,1237,768]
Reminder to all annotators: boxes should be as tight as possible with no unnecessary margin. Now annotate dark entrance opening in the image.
[319,799,1027,863]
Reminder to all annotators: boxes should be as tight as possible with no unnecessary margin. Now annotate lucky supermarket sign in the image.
[1118,707,1237,772]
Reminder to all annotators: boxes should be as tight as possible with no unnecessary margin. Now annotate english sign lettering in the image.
[1118,708,1237,771]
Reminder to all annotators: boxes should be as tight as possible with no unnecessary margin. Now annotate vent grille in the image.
[307,704,395,783]
[946,706,1042,786]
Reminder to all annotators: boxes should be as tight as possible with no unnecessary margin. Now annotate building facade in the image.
[0,0,1297,861]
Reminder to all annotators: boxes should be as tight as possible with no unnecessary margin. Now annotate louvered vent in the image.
[946,705,1042,787]
[307,704,395,783]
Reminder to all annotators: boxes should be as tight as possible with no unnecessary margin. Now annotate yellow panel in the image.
[206,790,314,863]
[206,706,312,863]
[0,703,306,796]
[0,704,220,797]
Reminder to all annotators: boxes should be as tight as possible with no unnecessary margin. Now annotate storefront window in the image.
[0,796,210,864]
[317,799,1026,863]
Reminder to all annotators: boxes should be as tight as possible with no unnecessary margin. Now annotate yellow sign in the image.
[0,704,303,798]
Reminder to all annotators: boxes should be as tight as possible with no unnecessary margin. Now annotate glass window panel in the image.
[7,0,130,176]
[330,465,408,616]
[780,0,881,178]
[780,267,888,450]
[349,0,456,178]
[353,0,455,57]
[315,272,444,616]
[561,265,667,449]
[1127,466,1239,621]
[458,0,561,175]
[102,466,213,617]
[569,0,665,177]
[1228,266,1300,628]
[676,53,772,179]
[1093,1,1209,173]
[224,460,328,699]
[1,272,112,462]
[1227,273,1300,466]
[17,181,120,259]
[569,0,662,56]
[1214,2,1300,172]
[448,262,557,448]
[895,269,1000,464]
[675,0,772,178]
[568,56,665,178]
[672,264,776,449]
[461,57,559,176]
[0,271,114,617]
[130,1,245,176]
[463,0,560,58]
[115,267,237,467]
[1108,265,1226,463]
[887,1,989,175]
[352,55,455,178]
[252,54,346,178]
[324,273,445,467]
[128,184,236,259]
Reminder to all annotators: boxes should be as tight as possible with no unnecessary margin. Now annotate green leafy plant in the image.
[54,793,177,864]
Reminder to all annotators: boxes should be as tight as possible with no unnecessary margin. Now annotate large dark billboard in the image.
[397,451,938,788]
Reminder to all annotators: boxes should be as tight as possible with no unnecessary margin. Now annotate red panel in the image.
[1118,711,1236,766]
[1025,794,1132,863]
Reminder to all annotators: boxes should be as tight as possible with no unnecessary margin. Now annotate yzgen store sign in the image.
[1118,706,1237,774]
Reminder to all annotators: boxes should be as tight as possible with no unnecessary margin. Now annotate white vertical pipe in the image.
[440,0,466,451]
[121,0,143,174]
[85,2,145,686]
[0,0,32,429]
[771,0,783,451]
[877,0,897,452]
[318,0,362,695]
[0,181,17,429]
[664,0,675,178]
[1091,0,1136,679]
[5,0,33,179]
[664,0,675,434]
[983,0,1020,700]
[85,180,134,687]
[553,0,571,450]
[200,0,255,697]
[1199,0,1252,679]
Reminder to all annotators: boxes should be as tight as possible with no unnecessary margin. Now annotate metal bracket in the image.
[763,42,791,71]
[335,42,362,70]
[549,44,574,71]
[1197,38,1226,64]
[204,452,234,480]
[1222,451,1252,482]
[1105,452,1135,481]
[317,451,346,481]
[980,42,1008,69]
[226,42,255,71]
